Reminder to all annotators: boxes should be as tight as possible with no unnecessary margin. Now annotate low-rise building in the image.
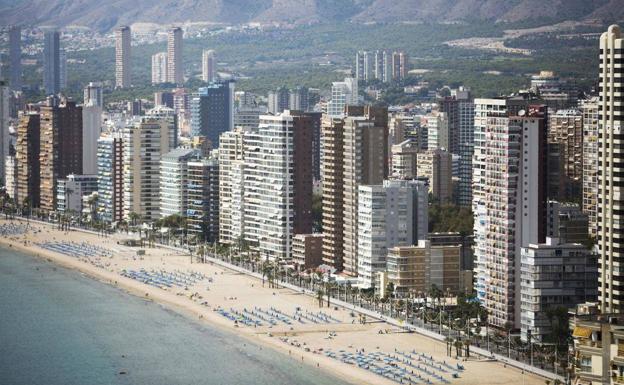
[292,234,324,270]
[56,174,98,214]
[386,240,461,298]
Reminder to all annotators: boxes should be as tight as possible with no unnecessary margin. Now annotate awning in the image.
[573,326,592,338]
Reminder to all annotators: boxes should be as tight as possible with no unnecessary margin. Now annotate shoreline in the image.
[0,223,379,385]
[0,218,547,385]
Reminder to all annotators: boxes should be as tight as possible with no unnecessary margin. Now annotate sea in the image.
[0,247,351,385]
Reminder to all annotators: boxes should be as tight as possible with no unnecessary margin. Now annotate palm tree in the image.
[87,193,99,226]
[316,289,324,308]
[129,212,140,227]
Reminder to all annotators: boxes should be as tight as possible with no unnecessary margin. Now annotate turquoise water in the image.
[0,247,350,385]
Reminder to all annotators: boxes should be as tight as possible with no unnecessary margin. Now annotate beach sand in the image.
[0,218,546,385]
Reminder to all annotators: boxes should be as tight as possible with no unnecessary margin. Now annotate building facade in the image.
[167,27,183,85]
[151,52,168,85]
[97,134,124,223]
[190,82,234,147]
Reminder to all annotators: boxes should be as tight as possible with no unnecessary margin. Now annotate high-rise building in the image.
[547,109,583,200]
[202,49,216,83]
[321,116,346,270]
[289,86,309,112]
[342,106,388,276]
[355,51,374,82]
[373,50,393,83]
[43,29,60,95]
[417,148,452,204]
[154,91,174,109]
[151,52,168,85]
[327,78,358,118]
[9,25,22,91]
[598,25,624,313]
[39,99,83,212]
[581,97,599,237]
[190,82,234,147]
[391,51,408,80]
[115,26,131,88]
[446,88,475,207]
[520,238,598,342]
[473,104,548,329]
[218,128,246,245]
[242,111,314,260]
[357,179,428,288]
[97,134,124,224]
[123,115,177,222]
[83,82,103,108]
[167,27,183,85]
[160,148,198,218]
[425,111,449,151]
[267,87,289,115]
[82,102,102,175]
[0,83,9,183]
[15,113,40,207]
[187,156,219,242]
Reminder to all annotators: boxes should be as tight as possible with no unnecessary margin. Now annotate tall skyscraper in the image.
[289,86,309,112]
[167,27,183,85]
[82,101,102,175]
[342,106,388,276]
[391,51,408,80]
[243,111,313,260]
[598,25,624,313]
[123,114,177,222]
[160,148,199,218]
[202,49,216,83]
[151,52,168,85]
[218,128,246,245]
[581,97,599,237]
[417,148,453,204]
[187,156,219,242]
[115,26,131,89]
[15,113,41,208]
[9,25,22,91]
[39,98,84,212]
[43,29,60,95]
[473,104,548,329]
[83,82,103,108]
[357,179,428,288]
[190,81,234,147]
[97,133,124,224]
[355,51,374,82]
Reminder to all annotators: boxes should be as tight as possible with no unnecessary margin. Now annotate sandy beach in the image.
[0,218,547,385]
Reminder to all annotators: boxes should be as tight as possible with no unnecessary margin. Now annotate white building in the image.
[82,103,102,175]
[160,148,199,218]
[520,238,598,342]
[243,113,297,260]
[167,27,183,85]
[97,133,124,224]
[115,26,131,88]
[56,174,98,214]
[473,102,547,329]
[426,111,448,150]
[151,52,168,85]
[202,49,216,83]
[327,78,358,118]
[357,179,429,289]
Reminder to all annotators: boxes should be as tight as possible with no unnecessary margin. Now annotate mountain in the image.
[0,0,622,32]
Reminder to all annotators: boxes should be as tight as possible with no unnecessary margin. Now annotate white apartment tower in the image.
[598,25,624,313]
[473,102,547,329]
[327,78,358,118]
[167,27,183,85]
[581,97,599,237]
[151,52,168,85]
[115,26,131,88]
[357,179,428,288]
